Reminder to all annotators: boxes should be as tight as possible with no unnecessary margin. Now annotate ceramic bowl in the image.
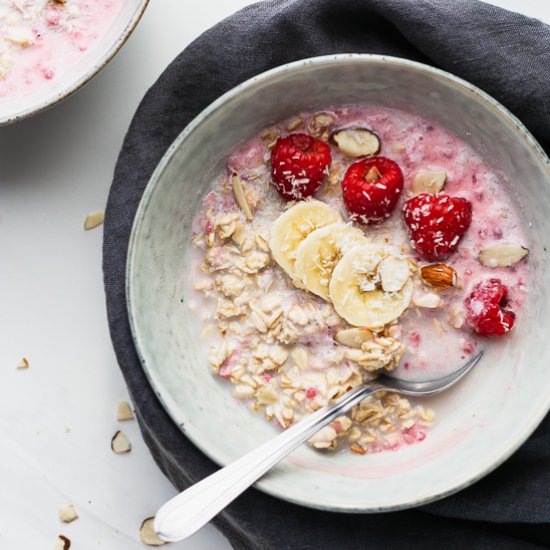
[0,0,148,126]
[127,54,550,512]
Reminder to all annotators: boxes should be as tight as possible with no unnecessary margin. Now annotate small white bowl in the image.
[127,54,550,512]
[0,0,148,126]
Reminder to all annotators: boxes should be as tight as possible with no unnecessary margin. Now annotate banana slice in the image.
[329,244,413,328]
[269,200,342,279]
[293,222,367,300]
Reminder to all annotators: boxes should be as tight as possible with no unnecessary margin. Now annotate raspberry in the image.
[270,133,331,201]
[403,193,472,261]
[341,156,404,224]
[465,279,516,336]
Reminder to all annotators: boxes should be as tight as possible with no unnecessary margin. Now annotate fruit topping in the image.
[268,199,342,280]
[465,278,516,336]
[329,244,413,328]
[341,156,404,224]
[330,127,380,158]
[271,133,331,201]
[403,193,472,261]
[293,222,366,300]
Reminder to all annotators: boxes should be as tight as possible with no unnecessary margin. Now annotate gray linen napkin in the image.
[103,1,550,548]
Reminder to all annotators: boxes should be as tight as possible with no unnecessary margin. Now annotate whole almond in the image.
[420,264,457,288]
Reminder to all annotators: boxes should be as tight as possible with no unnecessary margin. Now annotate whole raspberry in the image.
[270,133,331,201]
[341,156,404,224]
[403,193,472,261]
[465,279,516,336]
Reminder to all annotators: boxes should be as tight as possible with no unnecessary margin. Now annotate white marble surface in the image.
[0,1,548,549]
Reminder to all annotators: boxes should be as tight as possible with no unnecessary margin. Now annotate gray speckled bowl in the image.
[0,0,148,126]
[127,55,550,512]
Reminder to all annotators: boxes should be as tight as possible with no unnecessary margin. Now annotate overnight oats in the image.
[188,105,529,455]
[0,0,124,99]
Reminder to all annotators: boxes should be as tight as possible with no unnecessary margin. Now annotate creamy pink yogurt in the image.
[0,0,124,99]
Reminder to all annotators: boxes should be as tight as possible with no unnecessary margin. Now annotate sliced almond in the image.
[420,263,457,288]
[330,128,380,158]
[286,117,303,131]
[231,174,253,221]
[54,535,71,550]
[350,443,366,455]
[411,170,446,195]
[83,210,105,231]
[139,517,166,546]
[313,113,334,128]
[58,505,78,524]
[393,144,406,154]
[256,385,279,405]
[478,243,528,268]
[378,256,410,292]
[291,347,308,369]
[111,430,131,454]
[117,400,134,422]
[448,305,465,329]
[335,327,373,348]
[16,357,29,369]
[5,30,35,47]
[365,166,381,182]
[413,292,441,308]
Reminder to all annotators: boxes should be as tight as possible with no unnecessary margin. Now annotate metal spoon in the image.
[154,351,483,542]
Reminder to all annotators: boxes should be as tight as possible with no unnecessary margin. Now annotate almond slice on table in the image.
[117,400,135,421]
[58,504,78,524]
[330,128,380,158]
[478,243,528,268]
[16,357,29,369]
[83,210,105,230]
[111,430,131,454]
[420,264,457,288]
[410,170,447,195]
[140,517,166,546]
[54,535,71,550]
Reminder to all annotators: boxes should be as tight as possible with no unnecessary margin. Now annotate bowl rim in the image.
[0,0,150,127]
[126,53,550,513]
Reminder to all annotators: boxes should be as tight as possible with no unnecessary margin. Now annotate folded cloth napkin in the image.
[103,1,550,548]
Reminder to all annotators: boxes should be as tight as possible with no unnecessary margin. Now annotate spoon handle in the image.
[154,383,377,542]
